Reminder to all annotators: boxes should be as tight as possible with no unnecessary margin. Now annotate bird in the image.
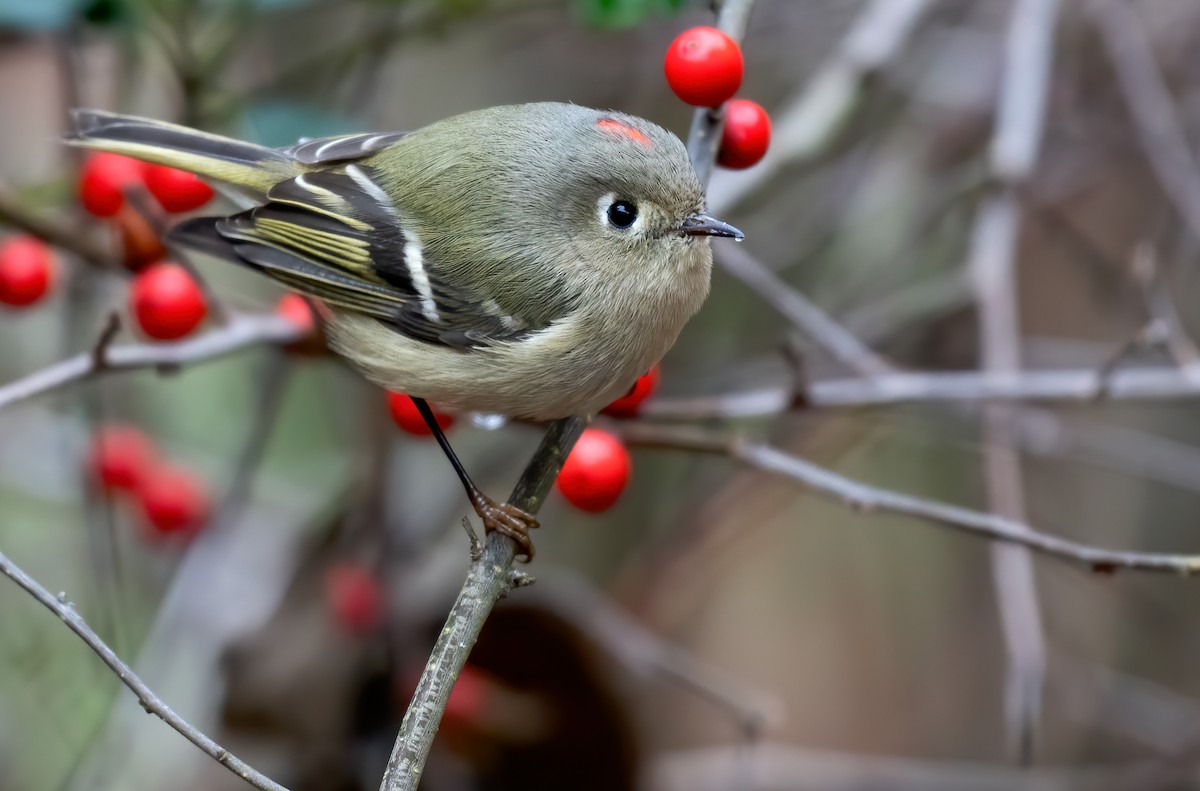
[68,102,743,559]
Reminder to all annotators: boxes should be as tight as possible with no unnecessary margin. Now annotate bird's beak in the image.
[681,212,744,241]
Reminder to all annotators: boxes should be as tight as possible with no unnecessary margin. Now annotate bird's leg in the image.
[410,398,540,561]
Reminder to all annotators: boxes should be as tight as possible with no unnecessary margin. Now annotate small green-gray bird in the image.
[68,102,742,557]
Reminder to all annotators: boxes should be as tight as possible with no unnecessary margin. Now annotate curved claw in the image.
[471,494,540,562]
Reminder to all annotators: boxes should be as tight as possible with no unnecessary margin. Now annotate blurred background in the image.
[5,0,1200,789]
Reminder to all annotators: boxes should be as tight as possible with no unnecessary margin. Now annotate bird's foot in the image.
[470,492,539,562]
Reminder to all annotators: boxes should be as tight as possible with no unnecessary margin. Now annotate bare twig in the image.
[529,573,784,732]
[0,313,304,412]
[685,0,758,186]
[617,422,1200,576]
[1128,242,1200,370]
[640,361,1200,420]
[0,549,288,791]
[378,416,588,791]
[709,0,936,215]
[0,182,118,270]
[717,244,894,377]
[971,0,1060,763]
[1088,0,1200,253]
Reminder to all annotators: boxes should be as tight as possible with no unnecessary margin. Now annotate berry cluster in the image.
[88,424,210,540]
[665,26,771,169]
[82,153,213,340]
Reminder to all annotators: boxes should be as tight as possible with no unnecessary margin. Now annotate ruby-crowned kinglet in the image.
[69,103,742,420]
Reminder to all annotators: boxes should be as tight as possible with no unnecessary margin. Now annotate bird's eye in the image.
[607,200,638,229]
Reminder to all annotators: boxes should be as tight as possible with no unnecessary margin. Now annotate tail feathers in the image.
[67,110,297,198]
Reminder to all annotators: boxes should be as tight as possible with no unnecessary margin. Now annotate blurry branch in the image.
[641,361,1200,419]
[0,549,288,791]
[717,245,894,377]
[649,743,1164,791]
[0,182,118,270]
[1088,0,1200,253]
[532,574,784,734]
[0,313,304,413]
[970,0,1060,764]
[710,0,936,214]
[379,2,756,790]
[617,422,1200,576]
[1128,243,1200,370]
[214,352,292,523]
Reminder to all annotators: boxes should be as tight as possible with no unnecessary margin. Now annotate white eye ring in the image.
[597,193,642,232]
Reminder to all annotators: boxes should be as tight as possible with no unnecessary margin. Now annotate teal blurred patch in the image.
[240,101,360,148]
[575,0,685,28]
[0,0,84,31]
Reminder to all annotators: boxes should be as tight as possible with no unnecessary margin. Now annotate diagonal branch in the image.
[0,313,304,412]
[1088,0,1200,253]
[617,422,1200,576]
[717,244,894,377]
[0,548,288,791]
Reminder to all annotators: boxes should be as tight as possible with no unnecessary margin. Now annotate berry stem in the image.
[686,0,758,185]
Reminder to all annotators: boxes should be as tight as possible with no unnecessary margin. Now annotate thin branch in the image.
[709,0,936,215]
[1088,0,1200,253]
[972,0,1060,763]
[529,573,784,732]
[0,313,304,412]
[378,416,588,791]
[0,548,288,791]
[640,361,1200,420]
[617,422,1200,576]
[716,244,894,377]
[685,0,758,187]
[1129,242,1200,370]
[0,182,119,271]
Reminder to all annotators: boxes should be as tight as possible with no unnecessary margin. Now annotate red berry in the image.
[326,562,384,635]
[136,464,210,538]
[88,425,157,493]
[79,152,145,217]
[142,164,215,213]
[718,99,771,169]
[602,365,661,418]
[276,293,316,333]
[0,236,56,307]
[444,666,487,723]
[388,392,455,435]
[664,26,744,107]
[130,262,207,340]
[556,428,631,513]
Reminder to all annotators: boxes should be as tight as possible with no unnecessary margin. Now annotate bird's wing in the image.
[172,163,540,348]
[281,131,410,165]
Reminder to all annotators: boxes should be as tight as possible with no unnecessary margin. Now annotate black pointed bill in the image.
[681,212,744,240]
